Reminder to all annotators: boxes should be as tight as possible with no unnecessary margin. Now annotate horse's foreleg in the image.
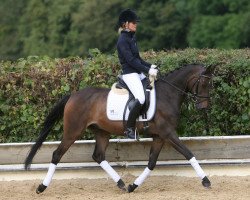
[92,131,126,192]
[128,136,165,193]
[168,133,211,188]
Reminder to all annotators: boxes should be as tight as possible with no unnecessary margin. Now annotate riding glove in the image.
[149,68,158,77]
[150,64,157,69]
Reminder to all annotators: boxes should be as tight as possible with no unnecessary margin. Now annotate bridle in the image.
[158,73,213,133]
[187,74,212,104]
[158,73,212,105]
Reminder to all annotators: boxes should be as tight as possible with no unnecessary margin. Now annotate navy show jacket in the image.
[117,30,151,75]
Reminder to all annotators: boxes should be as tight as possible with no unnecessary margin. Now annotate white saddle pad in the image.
[106,83,156,121]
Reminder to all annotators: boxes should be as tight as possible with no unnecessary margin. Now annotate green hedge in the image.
[0,49,249,142]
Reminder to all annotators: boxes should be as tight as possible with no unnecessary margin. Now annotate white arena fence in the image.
[0,136,249,170]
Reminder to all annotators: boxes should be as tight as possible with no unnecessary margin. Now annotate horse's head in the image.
[187,65,215,109]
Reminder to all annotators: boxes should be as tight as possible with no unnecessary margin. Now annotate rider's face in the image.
[127,21,137,32]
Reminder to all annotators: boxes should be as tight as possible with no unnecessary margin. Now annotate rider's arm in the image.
[117,39,150,74]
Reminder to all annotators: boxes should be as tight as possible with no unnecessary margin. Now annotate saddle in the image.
[106,75,157,125]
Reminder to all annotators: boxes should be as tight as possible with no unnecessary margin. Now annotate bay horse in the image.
[25,64,215,193]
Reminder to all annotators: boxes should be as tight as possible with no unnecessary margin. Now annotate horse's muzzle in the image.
[196,100,209,109]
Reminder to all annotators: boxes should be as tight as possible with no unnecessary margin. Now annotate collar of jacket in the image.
[121,30,135,38]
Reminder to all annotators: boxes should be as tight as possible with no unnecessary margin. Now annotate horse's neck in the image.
[159,66,201,111]
[168,67,197,88]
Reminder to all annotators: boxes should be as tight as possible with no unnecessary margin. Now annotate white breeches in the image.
[122,73,146,105]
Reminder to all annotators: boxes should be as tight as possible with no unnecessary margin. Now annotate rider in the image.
[117,9,158,139]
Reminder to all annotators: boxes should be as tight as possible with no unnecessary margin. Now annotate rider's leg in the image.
[124,99,141,138]
[139,73,146,80]
[122,73,145,139]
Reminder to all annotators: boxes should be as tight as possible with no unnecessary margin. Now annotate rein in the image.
[158,74,211,102]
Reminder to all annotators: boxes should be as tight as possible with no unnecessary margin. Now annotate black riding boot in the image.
[124,99,142,139]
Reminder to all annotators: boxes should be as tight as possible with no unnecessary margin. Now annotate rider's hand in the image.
[150,64,157,69]
[149,68,158,77]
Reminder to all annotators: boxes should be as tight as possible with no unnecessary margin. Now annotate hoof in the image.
[128,183,138,193]
[36,184,47,194]
[117,179,127,192]
[202,176,211,188]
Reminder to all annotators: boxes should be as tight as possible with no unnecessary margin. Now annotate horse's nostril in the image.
[196,102,209,109]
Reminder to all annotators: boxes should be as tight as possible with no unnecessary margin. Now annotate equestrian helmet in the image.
[118,9,140,27]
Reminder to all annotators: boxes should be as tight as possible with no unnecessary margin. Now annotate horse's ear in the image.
[203,64,218,75]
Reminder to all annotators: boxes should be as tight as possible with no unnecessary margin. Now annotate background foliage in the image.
[0,49,249,142]
[0,0,250,60]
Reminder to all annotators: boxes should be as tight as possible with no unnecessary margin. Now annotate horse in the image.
[24,64,215,193]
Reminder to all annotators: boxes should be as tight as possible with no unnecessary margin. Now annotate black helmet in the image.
[118,9,140,27]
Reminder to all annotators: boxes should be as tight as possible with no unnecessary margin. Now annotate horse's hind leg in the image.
[36,138,77,193]
[168,132,211,188]
[92,130,126,192]
[36,117,85,193]
[128,136,165,193]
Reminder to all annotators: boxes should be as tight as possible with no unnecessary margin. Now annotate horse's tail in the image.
[24,95,71,170]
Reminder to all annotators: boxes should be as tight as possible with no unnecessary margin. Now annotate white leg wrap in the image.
[134,167,151,186]
[42,163,56,186]
[100,160,120,183]
[189,157,206,179]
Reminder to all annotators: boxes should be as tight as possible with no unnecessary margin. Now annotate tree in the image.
[65,0,123,56]
[19,0,50,57]
[1,0,249,60]
[0,0,28,60]
[124,0,189,50]
[186,0,250,48]
[46,0,81,57]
